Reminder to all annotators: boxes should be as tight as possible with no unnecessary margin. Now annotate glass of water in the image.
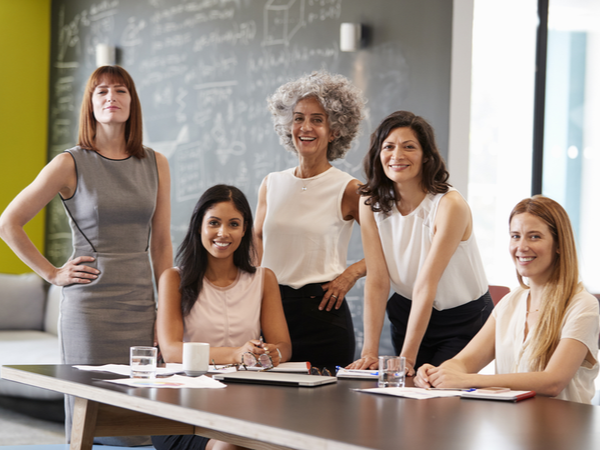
[378,356,405,388]
[130,346,157,378]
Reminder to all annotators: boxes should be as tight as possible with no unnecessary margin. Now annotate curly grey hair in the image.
[267,71,365,161]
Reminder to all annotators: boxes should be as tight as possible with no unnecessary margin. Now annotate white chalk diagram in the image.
[211,113,246,165]
[263,0,306,46]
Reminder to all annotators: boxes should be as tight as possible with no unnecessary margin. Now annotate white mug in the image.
[183,342,210,376]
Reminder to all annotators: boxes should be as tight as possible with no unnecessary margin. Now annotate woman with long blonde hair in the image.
[415,196,599,403]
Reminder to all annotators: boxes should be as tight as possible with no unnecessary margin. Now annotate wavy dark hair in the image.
[177,185,256,316]
[359,111,450,213]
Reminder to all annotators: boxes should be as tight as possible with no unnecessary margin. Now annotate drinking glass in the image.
[378,356,405,388]
[130,346,157,378]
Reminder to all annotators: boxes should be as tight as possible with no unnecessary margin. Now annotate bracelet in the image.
[276,348,282,360]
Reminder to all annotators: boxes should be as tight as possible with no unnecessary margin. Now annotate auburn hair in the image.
[78,65,145,158]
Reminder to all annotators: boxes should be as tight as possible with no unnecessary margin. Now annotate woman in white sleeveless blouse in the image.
[255,71,366,370]
[348,111,492,377]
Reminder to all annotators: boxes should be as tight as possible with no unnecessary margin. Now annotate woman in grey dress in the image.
[0,65,172,444]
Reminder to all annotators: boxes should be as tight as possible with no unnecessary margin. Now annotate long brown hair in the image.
[78,65,145,158]
[509,196,580,371]
[359,111,450,213]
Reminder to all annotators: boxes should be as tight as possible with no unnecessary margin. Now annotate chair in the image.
[489,285,510,306]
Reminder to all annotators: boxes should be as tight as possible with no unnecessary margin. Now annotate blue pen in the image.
[336,366,379,375]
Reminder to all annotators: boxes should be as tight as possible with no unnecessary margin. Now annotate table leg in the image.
[70,397,98,450]
[68,395,195,449]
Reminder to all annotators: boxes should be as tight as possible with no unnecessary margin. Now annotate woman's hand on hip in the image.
[50,256,99,286]
[320,272,357,311]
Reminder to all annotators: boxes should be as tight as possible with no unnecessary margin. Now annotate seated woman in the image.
[153,185,292,450]
[415,195,599,404]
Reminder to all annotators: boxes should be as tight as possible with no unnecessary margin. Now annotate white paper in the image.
[75,363,185,377]
[102,374,226,389]
[357,387,464,399]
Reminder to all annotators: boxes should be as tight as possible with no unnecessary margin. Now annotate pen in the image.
[336,366,379,375]
[426,388,476,392]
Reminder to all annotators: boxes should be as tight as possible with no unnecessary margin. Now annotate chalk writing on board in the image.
[263,0,306,47]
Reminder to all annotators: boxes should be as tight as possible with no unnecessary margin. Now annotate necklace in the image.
[295,168,314,192]
[295,164,330,191]
[525,292,540,315]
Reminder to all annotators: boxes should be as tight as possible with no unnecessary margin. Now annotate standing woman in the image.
[348,111,492,375]
[0,66,172,443]
[255,71,366,370]
[416,196,599,404]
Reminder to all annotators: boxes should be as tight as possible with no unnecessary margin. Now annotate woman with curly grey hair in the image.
[254,71,365,371]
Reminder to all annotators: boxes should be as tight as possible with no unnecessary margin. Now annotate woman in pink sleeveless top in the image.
[154,184,291,450]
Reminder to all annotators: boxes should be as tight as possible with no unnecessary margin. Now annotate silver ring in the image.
[276,348,282,360]
[331,295,338,299]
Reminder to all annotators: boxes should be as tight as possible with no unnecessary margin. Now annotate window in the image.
[543,0,600,292]
[469,0,538,287]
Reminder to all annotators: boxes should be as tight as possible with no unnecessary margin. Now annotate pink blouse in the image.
[183,267,264,347]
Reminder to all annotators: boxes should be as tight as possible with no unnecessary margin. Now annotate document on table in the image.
[357,387,465,399]
[101,374,226,389]
[75,363,238,376]
[75,363,184,377]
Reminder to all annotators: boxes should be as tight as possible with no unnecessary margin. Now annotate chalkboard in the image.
[45,0,453,357]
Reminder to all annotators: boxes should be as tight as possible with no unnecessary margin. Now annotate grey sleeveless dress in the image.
[60,146,158,445]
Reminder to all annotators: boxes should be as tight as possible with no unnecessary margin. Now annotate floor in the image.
[0,405,64,446]
[0,405,156,449]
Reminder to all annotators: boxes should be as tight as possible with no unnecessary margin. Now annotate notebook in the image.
[212,370,337,387]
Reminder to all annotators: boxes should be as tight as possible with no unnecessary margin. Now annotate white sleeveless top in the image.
[374,188,488,310]
[183,267,264,346]
[262,167,355,288]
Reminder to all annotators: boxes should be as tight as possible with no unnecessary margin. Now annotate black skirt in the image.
[280,283,356,372]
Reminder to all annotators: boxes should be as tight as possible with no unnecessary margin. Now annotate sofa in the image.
[0,272,63,421]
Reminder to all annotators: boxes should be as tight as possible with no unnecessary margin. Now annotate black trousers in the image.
[280,283,355,372]
[151,434,209,450]
[387,291,493,370]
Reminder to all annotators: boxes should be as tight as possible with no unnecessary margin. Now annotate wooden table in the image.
[2,364,600,450]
